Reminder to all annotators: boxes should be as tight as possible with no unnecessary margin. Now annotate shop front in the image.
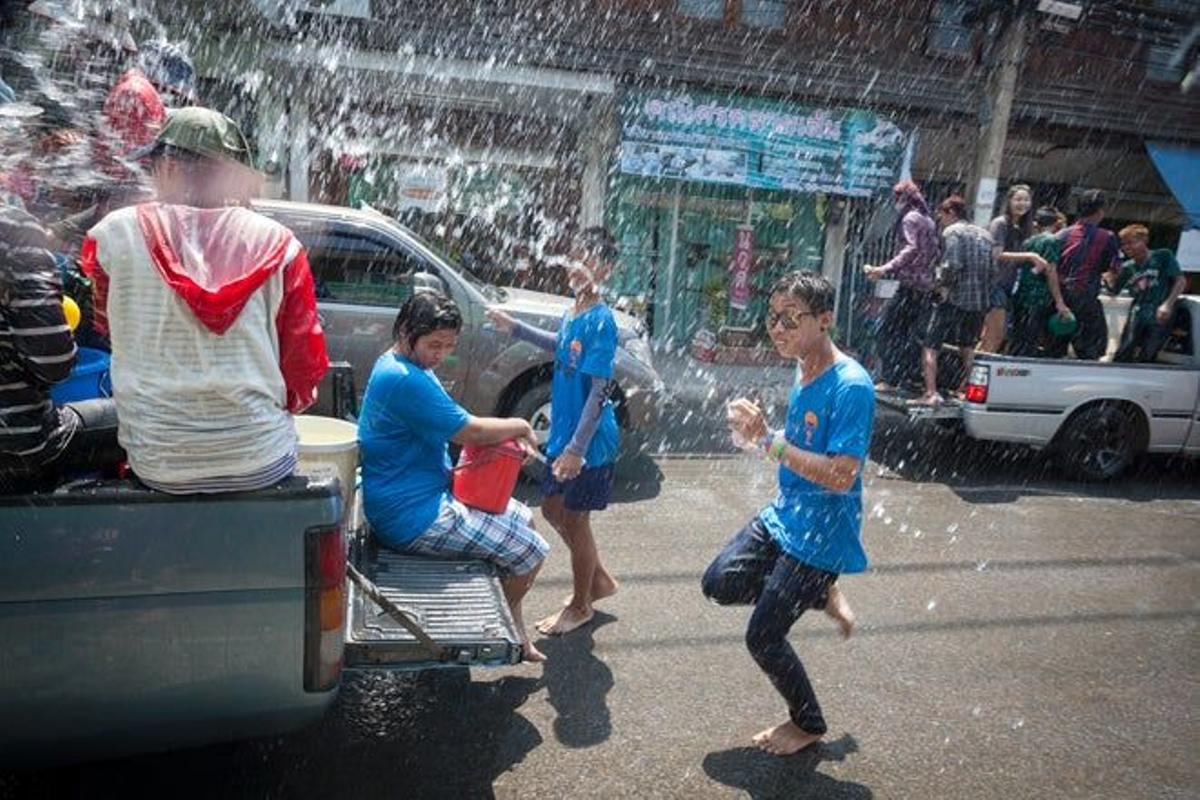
[607,90,911,353]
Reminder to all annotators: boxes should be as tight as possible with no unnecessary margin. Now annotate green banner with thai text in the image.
[619,90,909,197]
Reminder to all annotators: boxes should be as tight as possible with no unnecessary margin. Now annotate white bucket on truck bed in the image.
[294,415,359,519]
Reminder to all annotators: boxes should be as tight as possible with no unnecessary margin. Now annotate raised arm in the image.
[486,307,556,352]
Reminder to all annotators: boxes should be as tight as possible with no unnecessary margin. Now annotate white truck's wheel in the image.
[1057,403,1138,482]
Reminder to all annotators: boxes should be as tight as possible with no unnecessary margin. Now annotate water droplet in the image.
[926,599,937,611]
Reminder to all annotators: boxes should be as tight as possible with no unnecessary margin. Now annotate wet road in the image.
[3,422,1198,799]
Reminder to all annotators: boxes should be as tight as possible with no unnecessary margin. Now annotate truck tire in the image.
[510,381,552,480]
[1057,403,1139,482]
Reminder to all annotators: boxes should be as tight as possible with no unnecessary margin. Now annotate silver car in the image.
[254,200,664,444]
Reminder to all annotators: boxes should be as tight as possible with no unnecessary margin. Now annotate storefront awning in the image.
[1146,142,1200,228]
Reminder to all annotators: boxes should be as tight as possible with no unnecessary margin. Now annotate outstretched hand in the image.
[485,307,516,334]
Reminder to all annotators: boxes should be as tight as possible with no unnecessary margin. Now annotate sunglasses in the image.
[767,309,817,330]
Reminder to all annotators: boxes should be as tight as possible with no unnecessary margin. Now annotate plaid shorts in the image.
[402,496,549,576]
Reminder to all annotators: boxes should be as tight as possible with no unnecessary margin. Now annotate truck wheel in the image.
[1058,403,1138,482]
[510,382,552,480]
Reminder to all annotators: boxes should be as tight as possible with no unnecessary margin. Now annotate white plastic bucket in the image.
[294,415,359,519]
[874,279,900,299]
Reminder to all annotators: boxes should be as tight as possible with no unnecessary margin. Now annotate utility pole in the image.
[970,7,1032,227]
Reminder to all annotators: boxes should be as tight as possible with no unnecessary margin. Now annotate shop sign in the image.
[393,163,449,213]
[619,90,909,197]
[729,225,754,310]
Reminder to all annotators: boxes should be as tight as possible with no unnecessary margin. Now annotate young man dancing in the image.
[702,270,874,756]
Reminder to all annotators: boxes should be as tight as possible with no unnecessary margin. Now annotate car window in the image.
[285,218,447,307]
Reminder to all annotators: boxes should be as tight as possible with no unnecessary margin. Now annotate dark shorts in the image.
[988,285,1013,312]
[922,303,985,350]
[542,461,615,512]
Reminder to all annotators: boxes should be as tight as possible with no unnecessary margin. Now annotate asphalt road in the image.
[4,426,1198,799]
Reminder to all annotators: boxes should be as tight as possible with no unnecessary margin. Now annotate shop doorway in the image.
[609,177,826,348]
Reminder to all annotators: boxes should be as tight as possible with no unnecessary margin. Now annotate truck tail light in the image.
[964,364,990,404]
[304,524,347,692]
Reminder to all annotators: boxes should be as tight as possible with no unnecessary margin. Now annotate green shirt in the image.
[1013,232,1061,311]
[1111,249,1182,322]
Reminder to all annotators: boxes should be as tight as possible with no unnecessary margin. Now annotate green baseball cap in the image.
[133,106,255,169]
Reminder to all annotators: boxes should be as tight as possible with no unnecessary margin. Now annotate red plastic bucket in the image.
[452,439,526,514]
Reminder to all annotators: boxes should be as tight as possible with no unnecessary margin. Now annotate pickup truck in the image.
[0,422,524,765]
[879,295,1200,481]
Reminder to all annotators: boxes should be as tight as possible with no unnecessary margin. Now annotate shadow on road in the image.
[2,670,544,799]
[870,412,1200,503]
[534,612,616,749]
[703,735,871,799]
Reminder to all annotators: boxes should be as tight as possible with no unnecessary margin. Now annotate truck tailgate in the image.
[344,549,523,670]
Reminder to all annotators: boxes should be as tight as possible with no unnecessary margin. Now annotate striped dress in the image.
[0,206,77,469]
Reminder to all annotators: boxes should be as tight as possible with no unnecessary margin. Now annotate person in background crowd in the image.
[703,271,871,757]
[487,227,623,636]
[0,105,122,493]
[81,107,326,494]
[1044,190,1123,361]
[1009,207,1072,358]
[981,184,1052,353]
[910,195,993,406]
[359,292,549,662]
[863,180,939,393]
[1108,224,1188,363]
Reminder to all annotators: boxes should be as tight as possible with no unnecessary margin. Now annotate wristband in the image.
[767,433,787,463]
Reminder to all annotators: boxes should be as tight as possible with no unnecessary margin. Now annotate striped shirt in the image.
[139,451,296,495]
[939,221,994,312]
[0,207,77,466]
[1056,222,1122,297]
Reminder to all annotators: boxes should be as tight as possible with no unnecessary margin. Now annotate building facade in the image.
[166,0,1200,343]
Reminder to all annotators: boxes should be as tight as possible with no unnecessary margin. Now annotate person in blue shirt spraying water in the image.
[487,227,621,636]
[703,270,874,756]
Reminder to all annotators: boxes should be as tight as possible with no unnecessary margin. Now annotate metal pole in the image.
[664,182,682,347]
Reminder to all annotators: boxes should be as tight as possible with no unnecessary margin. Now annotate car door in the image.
[283,218,463,399]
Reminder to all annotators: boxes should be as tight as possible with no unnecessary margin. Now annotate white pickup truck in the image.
[880,295,1200,481]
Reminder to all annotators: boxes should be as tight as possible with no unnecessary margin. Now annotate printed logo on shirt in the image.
[804,410,819,446]
[567,339,583,371]
[1133,268,1158,293]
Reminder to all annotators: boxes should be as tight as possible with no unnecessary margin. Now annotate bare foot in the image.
[562,572,620,607]
[752,721,822,756]
[906,393,944,407]
[874,380,896,393]
[521,639,547,663]
[824,584,856,640]
[535,605,594,636]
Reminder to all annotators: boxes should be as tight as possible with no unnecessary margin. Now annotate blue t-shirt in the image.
[545,304,620,467]
[358,352,470,548]
[759,356,875,574]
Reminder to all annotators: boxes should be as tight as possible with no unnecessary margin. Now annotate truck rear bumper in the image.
[962,406,1063,446]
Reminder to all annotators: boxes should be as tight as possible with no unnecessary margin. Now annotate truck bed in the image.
[346,549,523,668]
[343,489,524,671]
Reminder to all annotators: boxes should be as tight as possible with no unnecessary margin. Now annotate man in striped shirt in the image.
[0,204,122,491]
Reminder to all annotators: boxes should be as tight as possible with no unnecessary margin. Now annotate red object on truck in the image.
[452,440,526,513]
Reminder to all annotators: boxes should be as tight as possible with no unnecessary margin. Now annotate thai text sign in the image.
[729,225,754,310]
[619,90,908,197]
